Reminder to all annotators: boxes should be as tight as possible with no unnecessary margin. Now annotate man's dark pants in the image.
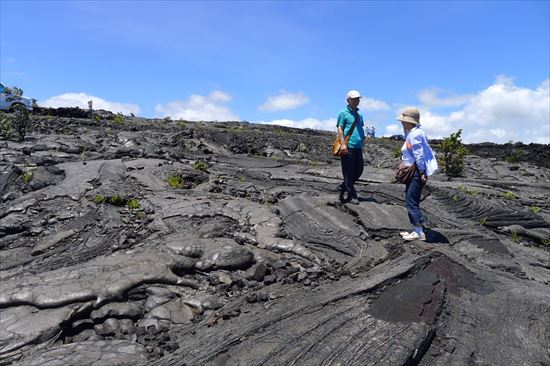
[338,148,364,200]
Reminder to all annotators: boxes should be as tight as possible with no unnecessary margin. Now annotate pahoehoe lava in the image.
[1,108,549,366]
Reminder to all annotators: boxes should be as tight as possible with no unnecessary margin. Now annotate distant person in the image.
[371,126,376,138]
[397,107,438,241]
[336,90,366,205]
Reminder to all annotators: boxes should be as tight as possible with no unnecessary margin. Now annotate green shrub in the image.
[480,217,487,226]
[167,174,184,188]
[3,86,30,141]
[93,194,106,204]
[501,191,518,200]
[108,195,125,206]
[127,199,141,209]
[192,161,209,172]
[21,170,33,184]
[273,127,290,137]
[0,107,30,142]
[113,113,124,125]
[451,195,459,202]
[440,129,469,177]
[505,149,524,163]
[94,115,101,122]
[530,206,541,214]
[0,112,15,139]
[511,231,520,243]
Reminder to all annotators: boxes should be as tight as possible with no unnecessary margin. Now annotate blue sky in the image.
[1,0,549,143]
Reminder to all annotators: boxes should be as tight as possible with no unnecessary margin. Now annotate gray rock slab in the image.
[0,249,185,308]
[0,304,78,361]
[277,194,400,267]
[183,293,225,313]
[90,302,144,322]
[31,229,77,256]
[12,340,147,366]
[0,247,31,270]
[147,299,194,324]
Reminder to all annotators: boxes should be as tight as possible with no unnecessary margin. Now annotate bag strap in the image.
[343,111,359,142]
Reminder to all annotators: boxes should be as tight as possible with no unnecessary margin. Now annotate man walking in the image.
[336,90,366,204]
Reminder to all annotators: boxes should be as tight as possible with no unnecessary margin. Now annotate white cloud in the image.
[386,77,550,144]
[39,93,140,115]
[155,91,239,121]
[385,124,403,136]
[418,87,474,107]
[209,90,232,102]
[359,98,390,111]
[256,117,336,131]
[259,91,309,112]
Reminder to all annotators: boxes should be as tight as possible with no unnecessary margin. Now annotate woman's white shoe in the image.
[402,232,426,241]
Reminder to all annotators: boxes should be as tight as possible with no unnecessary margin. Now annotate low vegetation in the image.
[0,86,31,141]
[505,149,524,163]
[501,191,518,200]
[127,199,141,210]
[21,170,33,184]
[93,194,106,204]
[440,129,469,177]
[108,195,125,206]
[192,161,209,172]
[113,113,124,125]
[167,174,184,189]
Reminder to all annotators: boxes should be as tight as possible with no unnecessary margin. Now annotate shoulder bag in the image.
[395,162,416,184]
[332,114,358,157]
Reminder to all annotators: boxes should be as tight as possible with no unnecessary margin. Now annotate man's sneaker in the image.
[402,231,426,241]
[339,191,346,203]
[348,198,360,205]
[400,231,411,237]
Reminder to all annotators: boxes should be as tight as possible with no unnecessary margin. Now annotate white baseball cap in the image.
[346,90,362,99]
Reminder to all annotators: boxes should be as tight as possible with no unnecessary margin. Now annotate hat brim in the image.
[397,115,420,125]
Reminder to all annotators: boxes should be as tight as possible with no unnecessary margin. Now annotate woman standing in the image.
[397,107,438,241]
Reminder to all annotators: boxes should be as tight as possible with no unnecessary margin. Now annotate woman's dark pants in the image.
[405,169,424,226]
[338,148,364,200]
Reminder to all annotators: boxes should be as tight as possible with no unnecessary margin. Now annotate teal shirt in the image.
[337,106,365,149]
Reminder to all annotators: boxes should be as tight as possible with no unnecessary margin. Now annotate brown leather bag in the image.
[332,116,358,157]
[332,135,351,157]
[395,162,416,184]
